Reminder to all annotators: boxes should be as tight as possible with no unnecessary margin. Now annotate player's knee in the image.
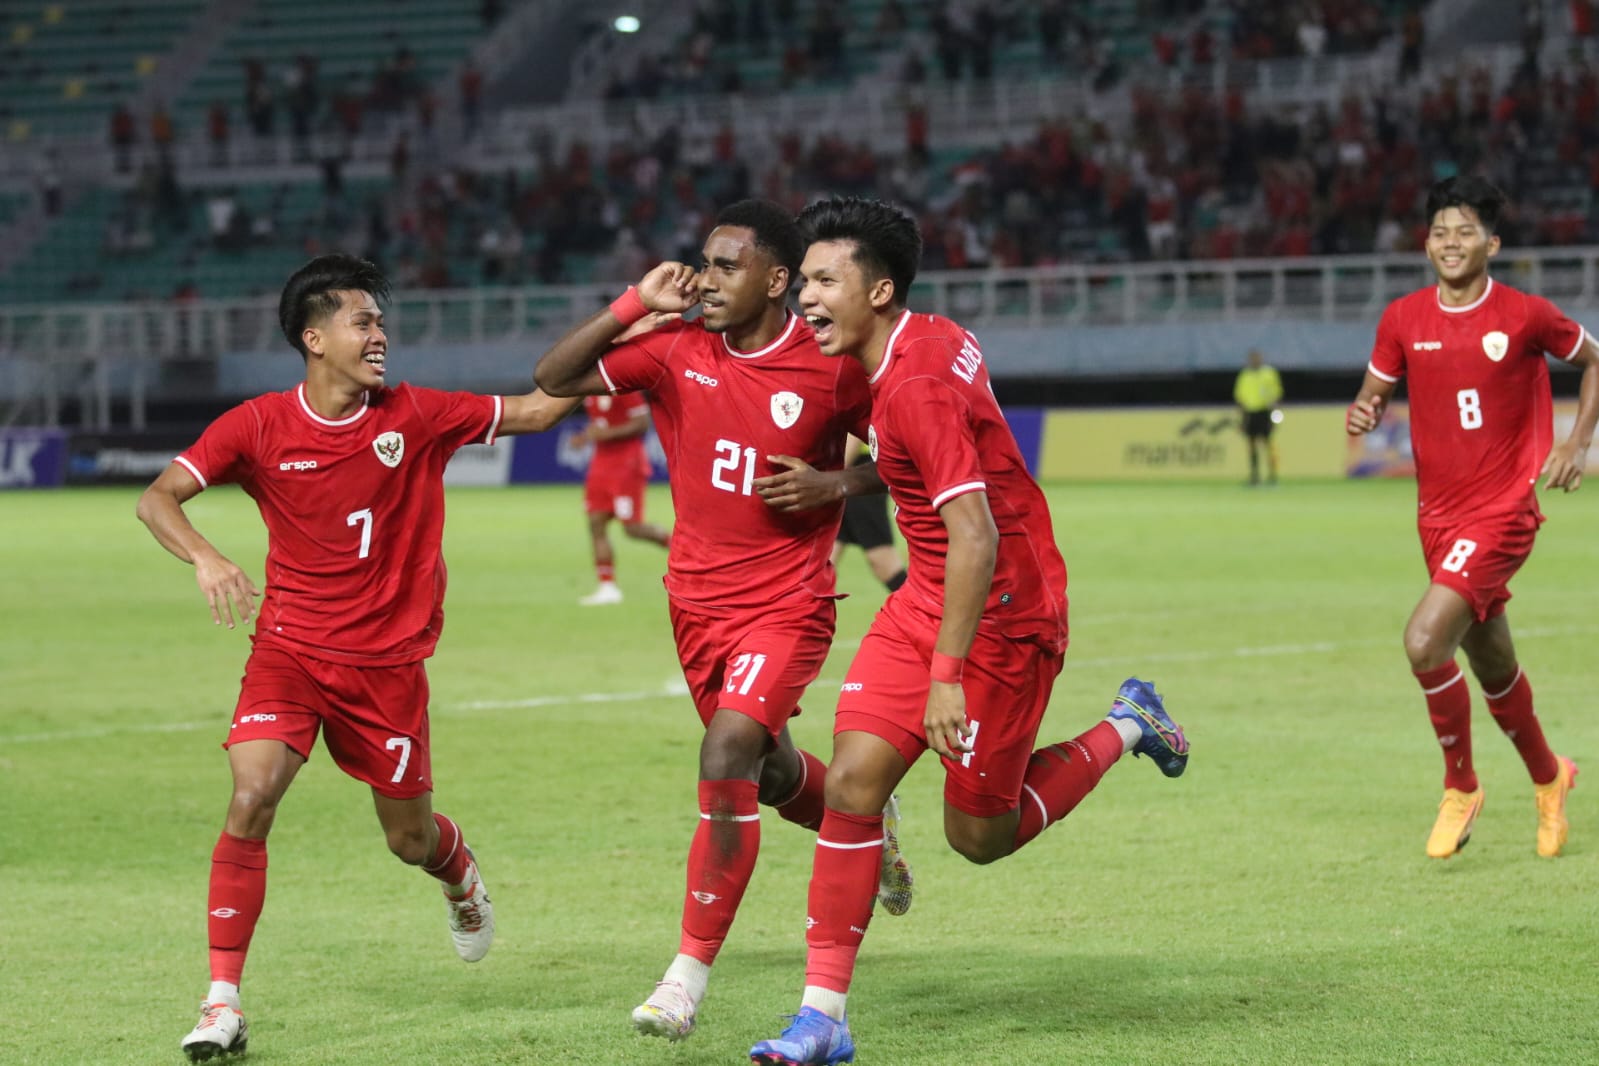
[384,824,432,865]
[699,728,765,782]
[944,825,1009,865]
[1402,623,1452,671]
[225,786,281,837]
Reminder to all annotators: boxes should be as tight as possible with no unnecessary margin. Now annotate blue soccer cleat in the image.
[750,1007,855,1065]
[1107,678,1188,778]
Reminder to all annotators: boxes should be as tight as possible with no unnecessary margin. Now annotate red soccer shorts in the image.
[1420,508,1542,622]
[669,595,837,734]
[584,456,649,522]
[226,644,433,799]
[835,594,1063,818]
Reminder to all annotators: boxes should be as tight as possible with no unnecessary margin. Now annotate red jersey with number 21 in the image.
[1368,278,1586,526]
[175,382,502,665]
[867,311,1068,651]
[597,313,872,613]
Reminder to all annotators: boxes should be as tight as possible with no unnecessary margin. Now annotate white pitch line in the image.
[2,625,1586,746]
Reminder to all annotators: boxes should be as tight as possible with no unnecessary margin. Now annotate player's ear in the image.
[301,325,324,357]
[868,276,896,312]
[766,263,791,300]
[1486,233,1501,259]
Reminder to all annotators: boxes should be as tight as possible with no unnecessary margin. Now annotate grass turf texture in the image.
[2,479,1596,1065]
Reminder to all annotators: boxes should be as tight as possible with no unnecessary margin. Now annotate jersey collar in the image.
[721,311,798,359]
[869,310,914,385]
[1435,276,1493,314]
[296,382,371,427]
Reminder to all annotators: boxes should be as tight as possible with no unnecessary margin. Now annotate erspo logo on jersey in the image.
[279,460,318,471]
[683,368,719,388]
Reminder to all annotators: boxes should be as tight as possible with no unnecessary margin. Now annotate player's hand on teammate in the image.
[754,454,844,512]
[925,682,974,761]
[1346,394,1386,435]
[193,552,261,629]
[636,262,700,315]
[1540,440,1587,492]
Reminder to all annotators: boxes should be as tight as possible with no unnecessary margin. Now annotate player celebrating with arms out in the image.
[575,390,671,605]
[1347,176,1598,860]
[138,254,580,1062]
[534,199,912,1044]
[747,197,1190,1065]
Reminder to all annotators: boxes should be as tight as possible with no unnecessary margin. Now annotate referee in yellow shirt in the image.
[1234,348,1283,486]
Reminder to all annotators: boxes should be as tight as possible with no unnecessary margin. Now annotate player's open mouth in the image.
[363,352,386,372]
[805,314,834,342]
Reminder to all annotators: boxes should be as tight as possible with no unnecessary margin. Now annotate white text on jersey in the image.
[951,338,983,384]
[1412,341,1442,351]
[279,460,318,471]
[684,368,719,388]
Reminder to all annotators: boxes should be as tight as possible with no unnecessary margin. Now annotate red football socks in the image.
[422,813,472,890]
[679,779,760,965]
[1416,662,1477,792]
[802,808,883,994]
[207,833,267,985]
[596,562,615,583]
[1013,720,1125,850]
[1482,667,1559,785]
[772,749,828,831]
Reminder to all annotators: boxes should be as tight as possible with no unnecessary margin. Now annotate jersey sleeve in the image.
[1368,302,1407,382]
[596,321,687,394]
[1527,294,1587,362]
[413,388,504,452]
[886,375,985,509]
[174,403,258,489]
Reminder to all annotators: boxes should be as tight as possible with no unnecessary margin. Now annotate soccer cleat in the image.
[579,583,624,606]
[180,1001,248,1062]
[1426,787,1485,859]
[1534,756,1578,858]
[631,979,697,1041]
[445,849,495,962]
[750,1007,855,1065]
[877,794,913,916]
[1107,677,1189,778]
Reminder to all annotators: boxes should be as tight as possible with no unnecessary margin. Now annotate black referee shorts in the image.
[838,493,895,549]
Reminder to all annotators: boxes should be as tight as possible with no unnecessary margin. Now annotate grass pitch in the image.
[2,479,1597,1065]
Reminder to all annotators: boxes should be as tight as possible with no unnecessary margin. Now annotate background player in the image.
[1347,175,1597,860]
[137,253,579,1061]
[832,433,907,592]
[533,199,912,1044]
[748,197,1190,1065]
[575,390,671,605]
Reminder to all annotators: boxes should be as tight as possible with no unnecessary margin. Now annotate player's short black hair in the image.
[279,253,391,357]
[713,199,805,277]
[797,196,922,308]
[1424,176,1507,234]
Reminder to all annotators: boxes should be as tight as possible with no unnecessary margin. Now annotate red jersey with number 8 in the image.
[1367,278,1586,526]
[597,313,872,613]
[175,382,502,665]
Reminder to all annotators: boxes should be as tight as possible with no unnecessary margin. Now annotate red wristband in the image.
[609,286,648,327]
[930,653,965,684]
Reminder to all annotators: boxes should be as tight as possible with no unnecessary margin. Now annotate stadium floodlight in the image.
[613,14,641,32]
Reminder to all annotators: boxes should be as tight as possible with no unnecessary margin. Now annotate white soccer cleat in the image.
[878,793,914,916]
[180,1001,248,1062]
[579,583,624,606]
[631,978,697,1041]
[445,852,495,962]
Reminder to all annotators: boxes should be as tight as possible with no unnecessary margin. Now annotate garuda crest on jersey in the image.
[770,390,803,429]
[1482,330,1509,362]
[372,431,405,468]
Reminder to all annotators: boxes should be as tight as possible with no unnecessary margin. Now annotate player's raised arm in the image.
[136,462,261,629]
[1346,369,1398,435]
[1542,331,1599,491]
[534,261,700,396]
[498,388,582,436]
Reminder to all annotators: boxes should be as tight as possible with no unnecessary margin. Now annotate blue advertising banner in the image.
[1002,407,1045,475]
[509,419,668,485]
[0,428,68,489]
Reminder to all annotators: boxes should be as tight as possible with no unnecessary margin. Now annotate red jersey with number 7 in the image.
[174,382,503,665]
[597,313,872,613]
[1368,278,1586,526]
[866,311,1068,652]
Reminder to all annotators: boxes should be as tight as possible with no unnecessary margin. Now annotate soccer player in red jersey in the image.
[137,254,580,1062]
[1346,176,1598,860]
[534,199,914,1043]
[575,390,671,605]
[748,197,1191,1065]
